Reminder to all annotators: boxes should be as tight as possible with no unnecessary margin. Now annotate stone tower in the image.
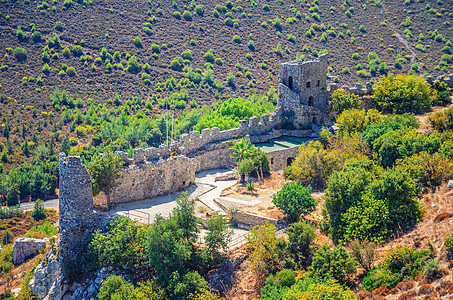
[59,153,95,273]
[278,54,329,129]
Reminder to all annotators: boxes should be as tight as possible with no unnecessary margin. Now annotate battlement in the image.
[117,111,283,165]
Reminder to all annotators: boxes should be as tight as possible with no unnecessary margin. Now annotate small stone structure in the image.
[13,237,46,265]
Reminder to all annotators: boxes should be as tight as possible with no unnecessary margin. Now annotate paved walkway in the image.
[110,168,237,223]
[194,169,237,212]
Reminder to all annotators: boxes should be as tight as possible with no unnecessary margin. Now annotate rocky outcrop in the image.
[29,249,61,299]
[13,238,46,265]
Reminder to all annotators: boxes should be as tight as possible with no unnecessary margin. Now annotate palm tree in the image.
[231,138,253,163]
[231,138,253,182]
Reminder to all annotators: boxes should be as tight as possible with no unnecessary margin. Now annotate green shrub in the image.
[309,244,357,285]
[0,206,23,219]
[98,275,133,300]
[272,181,317,222]
[195,5,204,15]
[0,244,14,274]
[90,217,151,277]
[71,45,83,57]
[66,67,76,76]
[181,49,192,60]
[285,278,356,300]
[261,269,295,300]
[126,55,141,73]
[423,259,439,277]
[31,200,46,221]
[245,222,280,286]
[133,37,143,48]
[381,246,429,277]
[224,17,233,26]
[32,31,41,42]
[170,57,183,71]
[349,239,377,273]
[173,11,181,19]
[289,141,344,189]
[151,43,160,53]
[25,221,58,239]
[1,230,13,246]
[203,49,215,63]
[233,35,241,43]
[13,47,27,61]
[445,232,453,259]
[55,21,64,31]
[396,152,453,187]
[182,10,192,21]
[362,266,401,291]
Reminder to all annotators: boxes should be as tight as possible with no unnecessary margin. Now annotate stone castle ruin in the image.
[278,54,329,128]
[58,56,453,273]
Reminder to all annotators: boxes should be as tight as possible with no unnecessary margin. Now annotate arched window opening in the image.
[287,157,294,167]
[306,81,311,88]
[313,117,317,124]
[308,96,314,106]
[288,76,293,90]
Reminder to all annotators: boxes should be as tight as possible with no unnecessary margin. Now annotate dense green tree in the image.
[287,220,316,267]
[205,213,233,259]
[31,200,46,221]
[373,73,434,114]
[88,151,124,209]
[336,109,383,136]
[329,89,362,115]
[60,136,71,155]
[324,159,379,242]
[373,130,403,168]
[272,181,317,222]
[89,217,151,278]
[289,141,343,189]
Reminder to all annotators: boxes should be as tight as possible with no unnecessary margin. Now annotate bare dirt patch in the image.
[415,99,453,134]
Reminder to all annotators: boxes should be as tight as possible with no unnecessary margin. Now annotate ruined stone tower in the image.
[278,54,329,129]
[59,153,95,273]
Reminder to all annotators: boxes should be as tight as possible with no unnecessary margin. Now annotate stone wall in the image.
[267,146,299,172]
[109,155,195,204]
[58,154,96,274]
